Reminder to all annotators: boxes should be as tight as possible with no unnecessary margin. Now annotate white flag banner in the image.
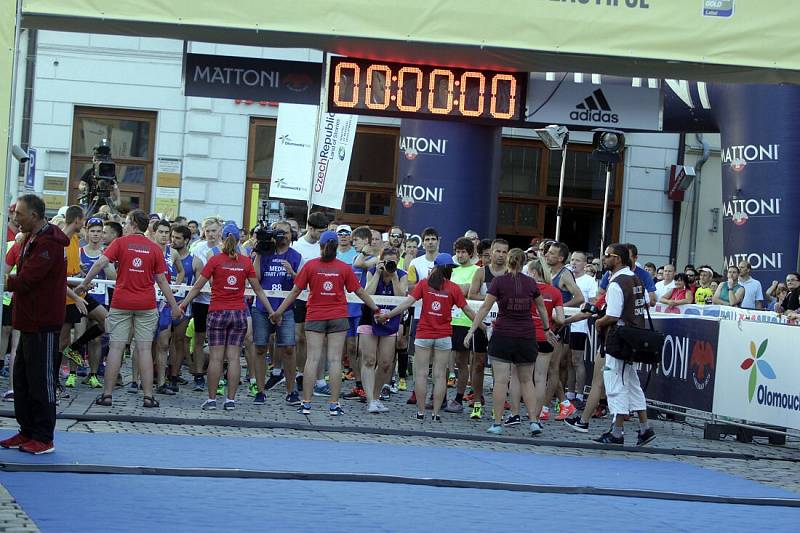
[310,113,358,209]
[269,104,318,201]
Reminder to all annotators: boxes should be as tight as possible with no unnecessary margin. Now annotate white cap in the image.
[56,206,69,217]
[336,224,352,234]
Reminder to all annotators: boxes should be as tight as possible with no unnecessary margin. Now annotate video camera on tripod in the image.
[253,199,293,255]
[80,138,118,216]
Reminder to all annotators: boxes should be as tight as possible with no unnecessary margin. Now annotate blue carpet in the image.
[0,430,796,532]
[0,474,796,533]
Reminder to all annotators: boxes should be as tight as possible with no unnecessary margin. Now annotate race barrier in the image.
[713,320,800,432]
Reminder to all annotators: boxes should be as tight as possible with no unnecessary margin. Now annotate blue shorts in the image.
[252,307,296,347]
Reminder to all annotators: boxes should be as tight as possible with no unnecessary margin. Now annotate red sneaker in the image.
[0,433,30,449]
[555,402,577,421]
[504,400,512,410]
[464,390,475,402]
[539,408,550,422]
[20,439,54,455]
[343,386,365,400]
[406,391,417,405]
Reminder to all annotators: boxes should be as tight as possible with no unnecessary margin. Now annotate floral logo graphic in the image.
[740,339,776,402]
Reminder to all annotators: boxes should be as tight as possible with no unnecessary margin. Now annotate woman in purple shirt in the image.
[466,248,551,436]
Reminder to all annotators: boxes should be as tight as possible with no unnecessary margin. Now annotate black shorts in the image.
[64,298,101,324]
[556,324,571,345]
[569,331,588,351]
[192,302,209,333]
[451,325,488,353]
[489,334,537,365]
[537,341,554,354]
[294,300,307,324]
[2,304,12,327]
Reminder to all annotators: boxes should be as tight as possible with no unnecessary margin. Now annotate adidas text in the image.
[570,109,619,124]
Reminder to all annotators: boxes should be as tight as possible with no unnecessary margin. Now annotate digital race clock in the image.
[327,57,527,125]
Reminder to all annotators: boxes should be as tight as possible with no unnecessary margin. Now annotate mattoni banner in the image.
[269,104,317,202]
[184,53,321,105]
[713,320,800,431]
[310,113,358,209]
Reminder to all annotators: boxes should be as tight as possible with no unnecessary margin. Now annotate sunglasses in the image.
[389,233,403,238]
[603,253,620,258]
[337,230,351,236]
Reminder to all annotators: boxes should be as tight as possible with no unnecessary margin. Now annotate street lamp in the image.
[535,125,569,241]
[591,128,625,260]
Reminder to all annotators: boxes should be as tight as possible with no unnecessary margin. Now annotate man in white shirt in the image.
[566,252,597,406]
[407,227,440,292]
[737,260,764,310]
[655,264,676,304]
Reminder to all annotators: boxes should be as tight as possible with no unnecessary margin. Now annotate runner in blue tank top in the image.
[542,241,584,422]
[168,224,201,391]
[152,220,185,396]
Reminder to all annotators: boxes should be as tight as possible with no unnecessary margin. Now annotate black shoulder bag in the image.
[604,305,664,366]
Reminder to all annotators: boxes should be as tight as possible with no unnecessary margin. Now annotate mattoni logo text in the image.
[570,89,619,124]
[721,144,779,172]
[396,184,445,209]
[723,197,781,226]
[399,136,448,160]
[725,253,783,271]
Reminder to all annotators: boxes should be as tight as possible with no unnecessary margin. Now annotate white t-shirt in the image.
[655,280,676,303]
[739,276,764,309]
[291,236,320,270]
[572,273,598,334]
[605,267,635,323]
[408,255,436,283]
[190,240,219,305]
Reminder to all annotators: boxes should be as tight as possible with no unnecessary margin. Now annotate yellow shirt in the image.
[65,234,80,305]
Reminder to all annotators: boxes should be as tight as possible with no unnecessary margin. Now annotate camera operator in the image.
[251,221,302,404]
[78,139,120,215]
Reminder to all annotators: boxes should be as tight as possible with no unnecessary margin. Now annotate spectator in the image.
[643,262,657,279]
[712,266,745,307]
[737,260,764,310]
[659,273,694,311]
[774,272,800,314]
[655,264,676,303]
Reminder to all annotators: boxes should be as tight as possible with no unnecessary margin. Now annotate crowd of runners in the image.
[8,197,793,453]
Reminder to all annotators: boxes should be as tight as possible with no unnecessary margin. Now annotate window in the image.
[496,139,623,252]
[69,107,156,213]
[546,149,615,200]
[499,143,540,196]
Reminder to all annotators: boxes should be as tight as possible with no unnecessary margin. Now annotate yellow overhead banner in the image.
[0,0,16,207]
[19,0,800,84]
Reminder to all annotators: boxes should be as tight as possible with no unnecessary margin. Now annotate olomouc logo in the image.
[740,339,775,402]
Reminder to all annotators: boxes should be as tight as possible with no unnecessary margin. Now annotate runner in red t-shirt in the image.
[380,253,477,421]
[272,231,379,415]
[181,223,274,411]
[78,210,182,409]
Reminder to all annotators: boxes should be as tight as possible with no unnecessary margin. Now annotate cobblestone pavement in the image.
[1,369,799,530]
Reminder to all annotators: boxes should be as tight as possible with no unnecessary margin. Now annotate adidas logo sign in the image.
[570,89,619,124]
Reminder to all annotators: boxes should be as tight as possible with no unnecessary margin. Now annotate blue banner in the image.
[394,120,501,250]
[583,316,719,412]
[711,83,800,282]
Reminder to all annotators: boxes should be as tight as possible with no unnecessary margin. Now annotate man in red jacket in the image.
[0,194,68,455]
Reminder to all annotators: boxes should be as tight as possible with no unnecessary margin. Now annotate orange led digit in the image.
[365,64,391,110]
[458,71,485,117]
[333,62,361,108]
[428,69,455,115]
[397,67,423,112]
[490,74,517,119]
